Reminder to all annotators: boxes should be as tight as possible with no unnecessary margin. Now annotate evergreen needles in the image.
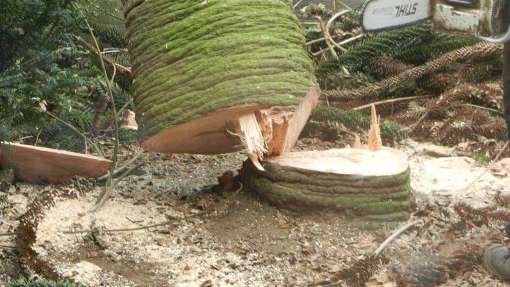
[307,106,408,141]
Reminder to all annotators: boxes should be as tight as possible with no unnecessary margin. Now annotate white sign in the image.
[360,0,432,32]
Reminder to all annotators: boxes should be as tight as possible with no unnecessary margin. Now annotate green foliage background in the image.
[0,0,131,151]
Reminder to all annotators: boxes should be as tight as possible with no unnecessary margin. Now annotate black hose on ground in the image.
[503,4,510,140]
[504,42,510,140]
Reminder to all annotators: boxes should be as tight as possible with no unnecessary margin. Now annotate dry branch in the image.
[76,36,132,79]
[352,95,432,111]
[82,18,121,211]
[62,220,173,234]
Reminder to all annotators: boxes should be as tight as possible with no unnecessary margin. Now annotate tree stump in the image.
[243,148,412,224]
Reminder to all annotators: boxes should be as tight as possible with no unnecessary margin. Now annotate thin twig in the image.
[293,0,305,10]
[0,232,16,237]
[76,36,132,79]
[352,95,431,111]
[307,34,345,46]
[337,0,353,10]
[114,161,144,184]
[404,111,429,133]
[82,17,121,211]
[374,221,419,257]
[311,34,364,57]
[45,111,103,156]
[102,97,133,130]
[62,220,173,234]
[315,16,338,59]
[462,103,501,114]
[325,10,351,52]
[34,129,42,147]
[0,245,15,249]
[233,182,244,195]
[465,140,509,195]
[98,151,144,181]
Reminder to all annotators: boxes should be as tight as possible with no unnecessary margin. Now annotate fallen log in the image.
[243,148,412,222]
[123,0,317,159]
[0,142,111,184]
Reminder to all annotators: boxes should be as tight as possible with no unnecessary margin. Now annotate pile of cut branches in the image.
[301,8,505,152]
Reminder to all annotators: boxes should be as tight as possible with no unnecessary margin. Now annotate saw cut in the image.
[123,0,317,156]
[243,148,412,224]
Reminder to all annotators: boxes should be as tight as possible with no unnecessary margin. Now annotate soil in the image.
[2,139,510,286]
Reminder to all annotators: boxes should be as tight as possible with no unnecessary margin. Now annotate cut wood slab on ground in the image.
[243,148,412,225]
[0,142,111,184]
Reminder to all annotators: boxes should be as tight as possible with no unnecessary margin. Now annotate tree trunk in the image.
[243,148,412,223]
[123,0,317,156]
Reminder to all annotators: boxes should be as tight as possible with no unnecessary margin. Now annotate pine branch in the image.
[369,56,413,78]
[323,42,502,100]
[316,23,433,79]
[308,106,408,141]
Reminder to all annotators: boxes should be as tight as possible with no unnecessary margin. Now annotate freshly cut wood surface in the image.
[142,87,320,156]
[0,142,112,184]
[120,110,138,131]
[268,148,408,176]
[243,148,411,223]
[141,104,269,155]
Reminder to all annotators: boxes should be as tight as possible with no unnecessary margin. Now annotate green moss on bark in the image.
[243,160,412,222]
[124,0,316,138]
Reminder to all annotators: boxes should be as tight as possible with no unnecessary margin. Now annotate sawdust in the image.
[31,189,376,286]
[5,140,510,286]
[403,140,510,208]
[58,261,135,287]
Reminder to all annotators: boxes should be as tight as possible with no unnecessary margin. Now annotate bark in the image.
[123,0,317,155]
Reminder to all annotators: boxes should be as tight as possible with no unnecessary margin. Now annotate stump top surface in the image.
[267,148,409,176]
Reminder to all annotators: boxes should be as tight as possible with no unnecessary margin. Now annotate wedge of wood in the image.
[0,142,111,183]
[120,110,138,131]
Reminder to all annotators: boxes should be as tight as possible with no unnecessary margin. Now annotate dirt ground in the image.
[2,138,510,286]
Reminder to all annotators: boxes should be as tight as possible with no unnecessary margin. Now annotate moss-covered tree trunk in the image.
[243,149,412,224]
[123,0,317,157]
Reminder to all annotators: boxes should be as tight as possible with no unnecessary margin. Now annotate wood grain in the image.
[0,142,111,183]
